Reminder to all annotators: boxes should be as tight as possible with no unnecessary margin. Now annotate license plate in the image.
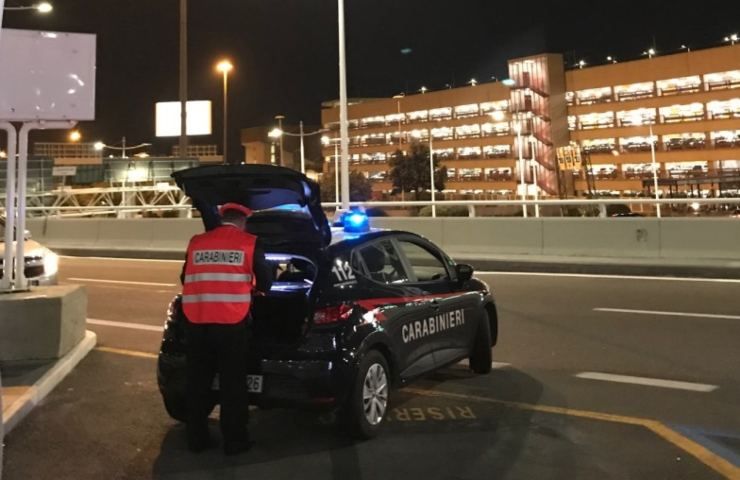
[211,374,263,393]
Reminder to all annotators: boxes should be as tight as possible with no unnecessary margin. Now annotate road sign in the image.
[52,166,77,177]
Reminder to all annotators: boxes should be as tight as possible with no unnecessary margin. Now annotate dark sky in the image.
[3,0,738,159]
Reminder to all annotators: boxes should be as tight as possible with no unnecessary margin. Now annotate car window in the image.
[328,249,364,290]
[358,239,410,285]
[397,240,449,282]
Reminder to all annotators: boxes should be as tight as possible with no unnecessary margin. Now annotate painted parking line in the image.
[479,271,740,284]
[594,307,740,321]
[68,277,178,288]
[87,318,164,333]
[96,346,158,359]
[575,372,718,393]
[406,387,739,479]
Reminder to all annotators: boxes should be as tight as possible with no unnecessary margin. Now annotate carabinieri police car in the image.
[158,164,498,438]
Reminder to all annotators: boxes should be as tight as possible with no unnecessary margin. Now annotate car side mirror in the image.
[455,264,474,285]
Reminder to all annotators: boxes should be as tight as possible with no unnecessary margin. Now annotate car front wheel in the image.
[341,350,390,439]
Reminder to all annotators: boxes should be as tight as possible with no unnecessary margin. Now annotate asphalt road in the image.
[3,256,740,479]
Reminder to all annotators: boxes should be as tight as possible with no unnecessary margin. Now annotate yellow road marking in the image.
[89,349,739,478]
[406,388,739,479]
[96,346,158,359]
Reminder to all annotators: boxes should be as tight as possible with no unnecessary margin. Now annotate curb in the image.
[1,330,97,435]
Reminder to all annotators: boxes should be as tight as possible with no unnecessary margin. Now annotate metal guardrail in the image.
[5,197,739,219]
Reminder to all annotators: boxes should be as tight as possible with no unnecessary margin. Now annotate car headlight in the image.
[43,250,59,276]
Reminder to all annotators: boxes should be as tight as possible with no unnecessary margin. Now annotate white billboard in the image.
[156,100,212,137]
[0,29,96,121]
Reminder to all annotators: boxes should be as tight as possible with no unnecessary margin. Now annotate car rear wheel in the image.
[469,315,492,374]
[162,393,188,422]
[341,350,390,439]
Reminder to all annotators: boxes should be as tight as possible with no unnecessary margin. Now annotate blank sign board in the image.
[156,101,212,137]
[0,29,96,121]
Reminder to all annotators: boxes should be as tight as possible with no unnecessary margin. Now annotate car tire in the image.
[162,393,188,422]
[469,315,492,374]
[340,350,390,439]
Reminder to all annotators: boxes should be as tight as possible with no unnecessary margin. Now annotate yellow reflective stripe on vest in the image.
[181,294,252,303]
[183,273,253,283]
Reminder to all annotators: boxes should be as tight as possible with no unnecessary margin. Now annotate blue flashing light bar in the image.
[343,211,369,233]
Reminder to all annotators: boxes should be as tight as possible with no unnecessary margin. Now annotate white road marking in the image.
[87,318,164,332]
[68,277,177,288]
[594,307,740,321]
[575,372,718,392]
[477,271,740,284]
[61,255,181,263]
[457,359,511,369]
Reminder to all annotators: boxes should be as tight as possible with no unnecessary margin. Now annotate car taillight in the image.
[313,304,353,325]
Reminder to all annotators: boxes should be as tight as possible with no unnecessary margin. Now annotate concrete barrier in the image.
[24,216,740,263]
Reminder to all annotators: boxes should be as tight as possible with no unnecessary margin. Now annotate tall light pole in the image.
[630,114,661,217]
[515,115,528,218]
[412,131,436,217]
[216,59,233,164]
[338,0,350,210]
[274,115,285,166]
[179,0,188,160]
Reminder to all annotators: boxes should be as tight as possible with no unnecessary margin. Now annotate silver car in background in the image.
[0,217,59,286]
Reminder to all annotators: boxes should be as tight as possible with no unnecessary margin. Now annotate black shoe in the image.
[224,440,255,456]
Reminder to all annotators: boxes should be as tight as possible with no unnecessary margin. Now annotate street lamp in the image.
[94,137,152,158]
[643,48,656,58]
[216,59,233,163]
[725,34,738,45]
[630,114,661,218]
[322,135,340,204]
[68,130,81,142]
[2,2,52,12]
[273,114,285,167]
[269,121,328,173]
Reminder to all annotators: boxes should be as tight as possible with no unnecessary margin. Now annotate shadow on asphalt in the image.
[150,367,553,480]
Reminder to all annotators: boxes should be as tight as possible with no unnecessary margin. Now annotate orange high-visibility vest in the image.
[182,225,257,324]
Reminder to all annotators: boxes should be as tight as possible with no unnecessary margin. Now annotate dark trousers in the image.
[185,321,249,446]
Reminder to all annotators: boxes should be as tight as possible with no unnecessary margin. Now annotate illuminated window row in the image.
[566,70,740,105]
[567,98,740,130]
[577,130,740,154]
[364,168,514,183]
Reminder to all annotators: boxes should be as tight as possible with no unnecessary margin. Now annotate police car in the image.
[158,164,498,438]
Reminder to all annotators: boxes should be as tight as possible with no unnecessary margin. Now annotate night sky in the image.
[2,0,738,160]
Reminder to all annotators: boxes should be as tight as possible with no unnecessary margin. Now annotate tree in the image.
[388,143,445,196]
[319,170,373,202]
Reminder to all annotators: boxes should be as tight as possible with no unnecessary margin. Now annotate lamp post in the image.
[269,122,328,174]
[322,135,340,204]
[179,0,188,160]
[216,59,233,164]
[94,137,151,159]
[274,115,285,166]
[514,115,528,218]
[337,0,350,211]
[630,114,661,217]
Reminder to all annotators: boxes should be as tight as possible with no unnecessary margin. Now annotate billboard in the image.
[155,101,212,137]
[0,29,96,121]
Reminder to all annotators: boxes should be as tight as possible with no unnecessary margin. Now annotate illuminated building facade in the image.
[321,44,740,198]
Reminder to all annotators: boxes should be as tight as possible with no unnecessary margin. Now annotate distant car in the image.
[729,209,740,218]
[157,165,498,438]
[610,212,644,217]
[0,217,59,286]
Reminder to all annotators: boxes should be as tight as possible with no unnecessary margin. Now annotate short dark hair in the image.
[222,210,247,224]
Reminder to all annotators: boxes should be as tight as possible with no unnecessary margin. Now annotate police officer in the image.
[181,203,271,455]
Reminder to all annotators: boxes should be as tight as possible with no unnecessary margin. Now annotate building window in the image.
[618,108,657,127]
[704,70,740,91]
[458,147,482,159]
[579,112,615,129]
[711,130,740,148]
[576,87,613,105]
[385,113,405,125]
[483,145,511,159]
[707,99,740,120]
[431,127,454,140]
[568,115,577,131]
[435,148,455,160]
[363,133,386,146]
[656,76,701,96]
[659,103,704,123]
[619,136,656,153]
[481,122,510,136]
[485,168,512,180]
[360,116,385,128]
[455,124,481,139]
[458,168,483,180]
[565,92,575,106]
[369,171,387,182]
[429,107,453,121]
[666,162,708,179]
[408,110,429,123]
[480,100,509,114]
[663,133,706,151]
[581,139,616,154]
[455,104,480,118]
[614,82,654,101]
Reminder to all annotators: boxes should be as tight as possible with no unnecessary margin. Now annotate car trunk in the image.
[172,165,330,353]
